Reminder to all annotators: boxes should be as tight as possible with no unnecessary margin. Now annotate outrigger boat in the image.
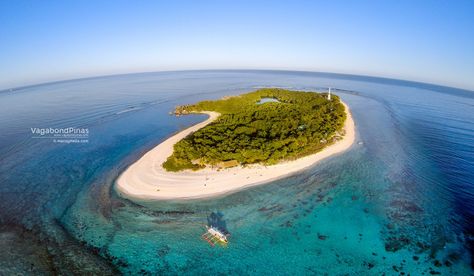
[201,225,229,247]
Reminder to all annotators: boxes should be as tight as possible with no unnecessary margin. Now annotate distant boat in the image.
[202,225,229,246]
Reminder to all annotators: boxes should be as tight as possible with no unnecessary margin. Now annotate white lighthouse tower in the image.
[327,87,332,101]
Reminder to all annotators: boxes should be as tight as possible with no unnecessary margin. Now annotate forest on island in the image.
[163,88,346,171]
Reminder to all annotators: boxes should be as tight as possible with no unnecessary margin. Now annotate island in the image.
[115,88,355,200]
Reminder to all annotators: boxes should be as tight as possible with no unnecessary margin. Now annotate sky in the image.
[1,0,473,90]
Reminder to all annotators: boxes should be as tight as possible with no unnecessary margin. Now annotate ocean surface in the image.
[0,70,473,275]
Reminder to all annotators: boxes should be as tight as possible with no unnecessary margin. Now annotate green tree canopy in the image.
[163,88,346,171]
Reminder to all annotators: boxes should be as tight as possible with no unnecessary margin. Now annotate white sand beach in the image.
[115,102,355,200]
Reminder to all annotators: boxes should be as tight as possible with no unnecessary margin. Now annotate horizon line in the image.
[2,69,473,95]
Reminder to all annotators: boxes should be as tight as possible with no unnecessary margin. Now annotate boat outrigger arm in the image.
[201,226,229,247]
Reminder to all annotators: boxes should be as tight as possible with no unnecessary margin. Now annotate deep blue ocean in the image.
[0,70,473,275]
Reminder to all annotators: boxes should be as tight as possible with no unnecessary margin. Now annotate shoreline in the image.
[115,101,355,200]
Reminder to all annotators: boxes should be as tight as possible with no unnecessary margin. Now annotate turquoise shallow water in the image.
[0,71,473,274]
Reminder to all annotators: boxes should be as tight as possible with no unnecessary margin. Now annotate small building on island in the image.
[216,160,240,169]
